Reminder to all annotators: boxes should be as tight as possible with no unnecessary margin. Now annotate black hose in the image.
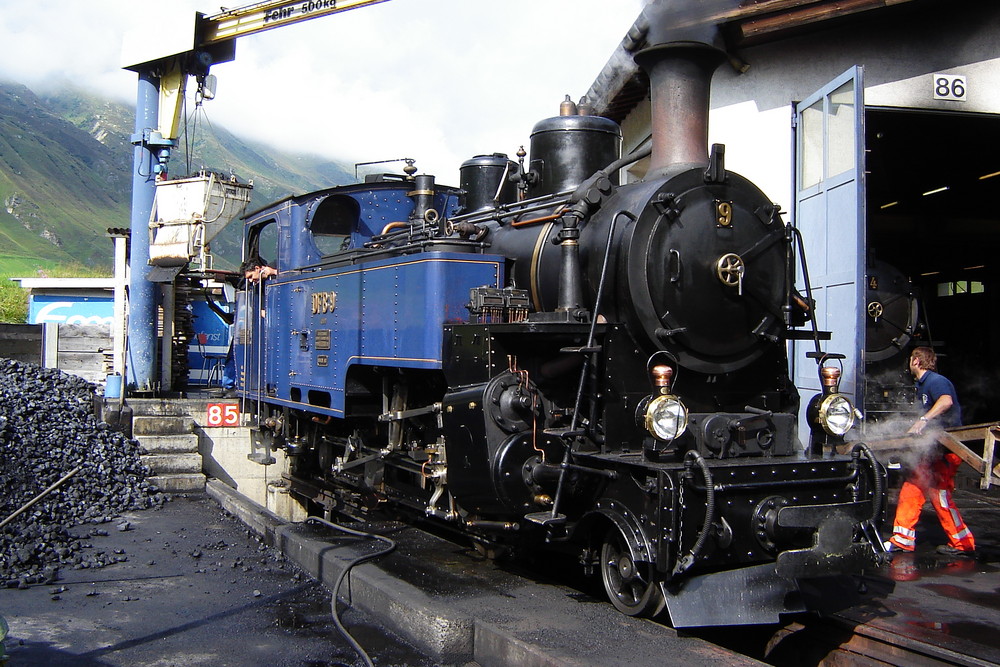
[601,142,653,177]
[306,516,397,667]
[673,450,715,576]
[851,442,886,523]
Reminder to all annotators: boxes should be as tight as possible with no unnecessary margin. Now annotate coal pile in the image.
[0,358,166,586]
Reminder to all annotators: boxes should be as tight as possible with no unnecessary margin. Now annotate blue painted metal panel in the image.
[278,200,302,274]
[791,67,866,445]
[187,300,232,386]
[249,184,467,272]
[239,251,502,416]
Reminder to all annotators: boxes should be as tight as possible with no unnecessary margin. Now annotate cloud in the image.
[0,0,645,184]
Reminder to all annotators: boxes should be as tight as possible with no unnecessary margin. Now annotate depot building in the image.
[584,0,1000,429]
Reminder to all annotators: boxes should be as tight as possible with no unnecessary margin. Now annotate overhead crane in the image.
[119,0,392,394]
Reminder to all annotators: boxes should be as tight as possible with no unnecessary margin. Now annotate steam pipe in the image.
[379,221,410,236]
[601,142,652,178]
[510,209,566,228]
[555,216,584,315]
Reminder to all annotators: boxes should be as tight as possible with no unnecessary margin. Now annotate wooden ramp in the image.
[839,422,1000,490]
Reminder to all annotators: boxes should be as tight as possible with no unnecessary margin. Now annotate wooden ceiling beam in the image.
[731,0,920,45]
[648,1,921,46]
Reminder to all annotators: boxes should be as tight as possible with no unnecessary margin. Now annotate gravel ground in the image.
[0,493,438,667]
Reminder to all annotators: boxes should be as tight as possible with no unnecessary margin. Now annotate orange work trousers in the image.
[888,453,975,552]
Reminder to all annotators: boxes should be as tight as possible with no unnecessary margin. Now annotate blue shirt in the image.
[915,370,962,427]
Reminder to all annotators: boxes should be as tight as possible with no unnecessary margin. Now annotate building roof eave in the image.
[11,278,115,289]
[585,0,927,123]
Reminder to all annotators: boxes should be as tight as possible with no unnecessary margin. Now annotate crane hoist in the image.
[124,0,392,177]
[119,0,392,394]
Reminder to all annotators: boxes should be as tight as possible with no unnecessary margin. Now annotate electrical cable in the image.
[305,516,397,667]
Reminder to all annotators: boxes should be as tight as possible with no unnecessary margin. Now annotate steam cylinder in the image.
[460,153,518,214]
[527,115,621,197]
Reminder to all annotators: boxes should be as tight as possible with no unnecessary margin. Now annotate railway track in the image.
[763,616,997,667]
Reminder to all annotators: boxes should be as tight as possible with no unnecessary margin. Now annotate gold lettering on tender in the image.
[311,291,337,314]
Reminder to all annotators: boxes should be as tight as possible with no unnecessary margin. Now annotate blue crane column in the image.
[126,68,173,393]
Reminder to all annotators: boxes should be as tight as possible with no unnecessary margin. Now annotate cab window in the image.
[311,195,359,255]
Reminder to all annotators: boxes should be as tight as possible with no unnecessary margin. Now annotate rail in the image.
[765,614,998,667]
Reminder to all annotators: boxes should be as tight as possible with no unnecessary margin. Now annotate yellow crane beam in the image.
[124,0,393,142]
[202,0,392,44]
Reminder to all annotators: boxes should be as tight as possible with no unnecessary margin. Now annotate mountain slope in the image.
[0,83,130,268]
[0,81,353,273]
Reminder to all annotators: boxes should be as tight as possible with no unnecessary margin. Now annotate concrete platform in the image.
[208,476,1000,667]
[207,480,764,667]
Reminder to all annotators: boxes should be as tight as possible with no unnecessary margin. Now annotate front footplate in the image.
[774,500,878,579]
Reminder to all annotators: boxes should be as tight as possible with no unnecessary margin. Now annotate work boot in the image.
[935,544,973,557]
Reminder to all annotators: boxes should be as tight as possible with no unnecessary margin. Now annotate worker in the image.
[217,305,238,399]
[884,347,975,556]
[217,257,276,397]
[241,256,277,284]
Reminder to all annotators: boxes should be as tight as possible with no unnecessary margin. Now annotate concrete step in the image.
[148,473,206,493]
[136,433,199,455]
[141,452,203,475]
[123,397,231,418]
[112,399,211,495]
[123,399,192,418]
[133,415,195,436]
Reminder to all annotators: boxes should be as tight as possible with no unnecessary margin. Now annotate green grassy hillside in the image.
[0,81,353,321]
[0,83,130,270]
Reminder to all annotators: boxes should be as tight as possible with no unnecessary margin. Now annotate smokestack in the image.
[634,1,729,177]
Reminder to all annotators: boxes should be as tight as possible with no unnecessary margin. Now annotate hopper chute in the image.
[149,170,253,269]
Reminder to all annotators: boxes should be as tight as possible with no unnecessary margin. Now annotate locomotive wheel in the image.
[600,528,665,617]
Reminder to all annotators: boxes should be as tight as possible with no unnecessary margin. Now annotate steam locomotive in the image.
[232,26,886,627]
[863,258,925,422]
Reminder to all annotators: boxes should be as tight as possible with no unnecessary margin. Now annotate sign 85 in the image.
[206,403,240,427]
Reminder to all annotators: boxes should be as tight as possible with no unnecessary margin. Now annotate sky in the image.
[0,0,646,184]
